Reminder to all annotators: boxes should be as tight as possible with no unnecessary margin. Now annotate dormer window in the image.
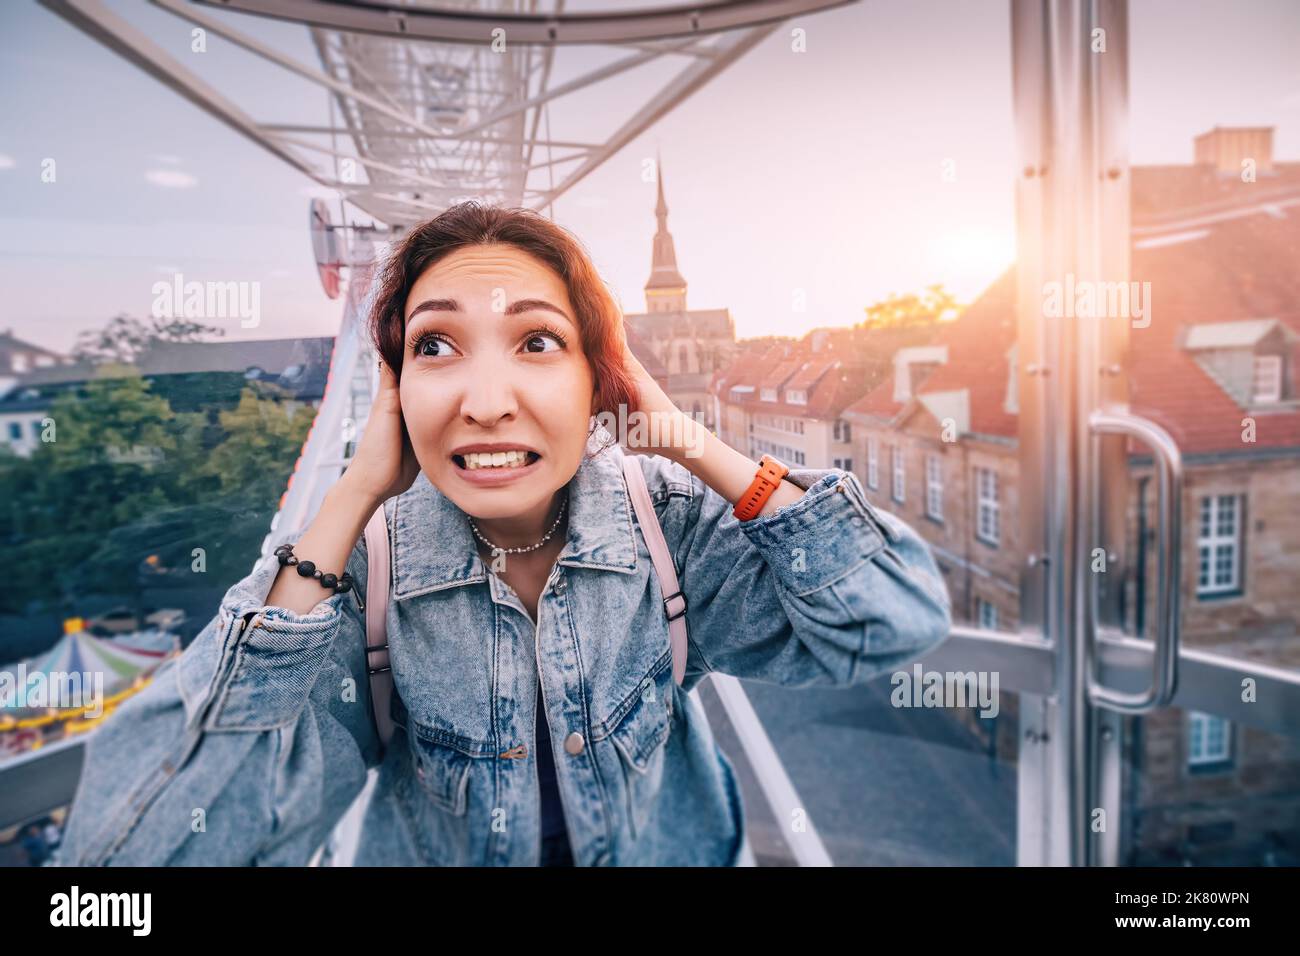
[1182,319,1296,408]
[1251,354,1283,404]
[785,389,807,405]
[760,387,777,402]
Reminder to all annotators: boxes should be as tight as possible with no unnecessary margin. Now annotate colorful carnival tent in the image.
[0,624,179,740]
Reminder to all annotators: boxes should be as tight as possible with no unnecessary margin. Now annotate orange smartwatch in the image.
[733,454,790,521]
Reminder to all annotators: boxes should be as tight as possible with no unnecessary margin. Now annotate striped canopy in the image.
[1,628,178,720]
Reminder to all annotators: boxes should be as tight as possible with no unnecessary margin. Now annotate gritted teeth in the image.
[453,450,540,470]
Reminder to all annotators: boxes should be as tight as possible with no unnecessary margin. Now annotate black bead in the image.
[336,577,352,593]
[296,560,316,577]
[277,553,291,566]
[320,573,338,589]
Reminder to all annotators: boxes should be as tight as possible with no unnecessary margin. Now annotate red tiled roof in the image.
[849,158,1300,455]
[713,343,790,395]
[1125,195,1300,453]
[783,356,836,392]
[844,375,905,422]
[1131,162,1300,224]
[909,270,1017,438]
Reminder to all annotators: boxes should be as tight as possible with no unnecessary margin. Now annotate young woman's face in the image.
[398,242,595,520]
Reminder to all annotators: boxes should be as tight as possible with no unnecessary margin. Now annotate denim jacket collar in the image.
[389,431,639,601]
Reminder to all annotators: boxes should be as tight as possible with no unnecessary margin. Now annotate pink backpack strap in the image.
[362,505,396,750]
[622,455,688,686]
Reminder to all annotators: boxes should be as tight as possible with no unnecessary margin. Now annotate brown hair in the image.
[367,201,639,445]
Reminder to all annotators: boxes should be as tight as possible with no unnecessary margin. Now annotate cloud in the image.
[144,169,198,189]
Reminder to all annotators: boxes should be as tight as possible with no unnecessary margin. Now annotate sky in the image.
[1,0,1298,353]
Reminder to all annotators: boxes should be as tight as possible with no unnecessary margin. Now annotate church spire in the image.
[644,151,687,312]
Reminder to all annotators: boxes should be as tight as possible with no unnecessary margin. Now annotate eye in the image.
[412,332,455,358]
[521,328,567,354]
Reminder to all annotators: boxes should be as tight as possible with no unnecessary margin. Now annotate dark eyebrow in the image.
[405,297,573,324]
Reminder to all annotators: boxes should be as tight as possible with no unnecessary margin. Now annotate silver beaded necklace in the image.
[468,493,568,554]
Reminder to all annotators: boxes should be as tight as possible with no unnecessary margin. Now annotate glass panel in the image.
[702,678,1019,866]
[0,0,1031,867]
[1119,0,1300,667]
[1120,706,1300,865]
[1110,0,1300,867]
[704,0,1026,863]
[0,2,340,856]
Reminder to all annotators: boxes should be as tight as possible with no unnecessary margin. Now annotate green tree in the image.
[859,283,961,330]
[71,312,225,365]
[203,388,314,500]
[0,372,309,617]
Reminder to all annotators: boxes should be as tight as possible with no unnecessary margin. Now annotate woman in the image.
[54,202,951,867]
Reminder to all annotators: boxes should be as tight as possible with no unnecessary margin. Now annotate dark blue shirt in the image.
[535,680,568,840]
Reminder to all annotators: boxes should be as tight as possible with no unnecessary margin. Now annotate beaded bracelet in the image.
[274,543,354,594]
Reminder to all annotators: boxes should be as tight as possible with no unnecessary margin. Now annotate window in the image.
[677,343,689,372]
[1251,354,1282,404]
[867,437,879,489]
[786,388,807,404]
[833,457,854,473]
[7,422,21,442]
[891,445,905,503]
[976,467,1000,546]
[833,419,852,442]
[1196,494,1242,596]
[760,387,777,402]
[925,454,943,521]
[976,597,999,630]
[1188,710,1231,766]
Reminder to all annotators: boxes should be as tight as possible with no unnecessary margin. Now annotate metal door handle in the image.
[1087,410,1184,712]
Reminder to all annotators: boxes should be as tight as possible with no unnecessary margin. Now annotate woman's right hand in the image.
[342,358,422,507]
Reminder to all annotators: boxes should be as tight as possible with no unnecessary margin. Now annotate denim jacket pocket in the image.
[407,723,475,816]
[601,659,674,840]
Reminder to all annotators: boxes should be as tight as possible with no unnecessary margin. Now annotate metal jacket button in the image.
[563,731,585,755]
[554,574,567,592]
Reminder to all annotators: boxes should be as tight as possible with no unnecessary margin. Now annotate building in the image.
[0,330,73,376]
[842,125,1300,864]
[0,337,335,457]
[621,159,738,429]
[711,321,946,474]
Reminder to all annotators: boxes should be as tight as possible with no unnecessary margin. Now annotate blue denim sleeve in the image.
[646,456,952,690]
[53,533,380,866]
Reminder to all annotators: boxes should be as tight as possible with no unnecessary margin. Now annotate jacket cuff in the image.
[179,536,353,731]
[739,469,896,597]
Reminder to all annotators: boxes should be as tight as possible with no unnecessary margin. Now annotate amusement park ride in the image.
[20,0,1292,869]
[23,0,856,865]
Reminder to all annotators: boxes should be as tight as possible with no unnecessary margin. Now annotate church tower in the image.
[644,155,688,313]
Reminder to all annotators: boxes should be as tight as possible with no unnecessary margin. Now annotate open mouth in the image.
[452,450,542,471]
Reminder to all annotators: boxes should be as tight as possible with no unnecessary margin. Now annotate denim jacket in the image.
[54,439,951,867]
